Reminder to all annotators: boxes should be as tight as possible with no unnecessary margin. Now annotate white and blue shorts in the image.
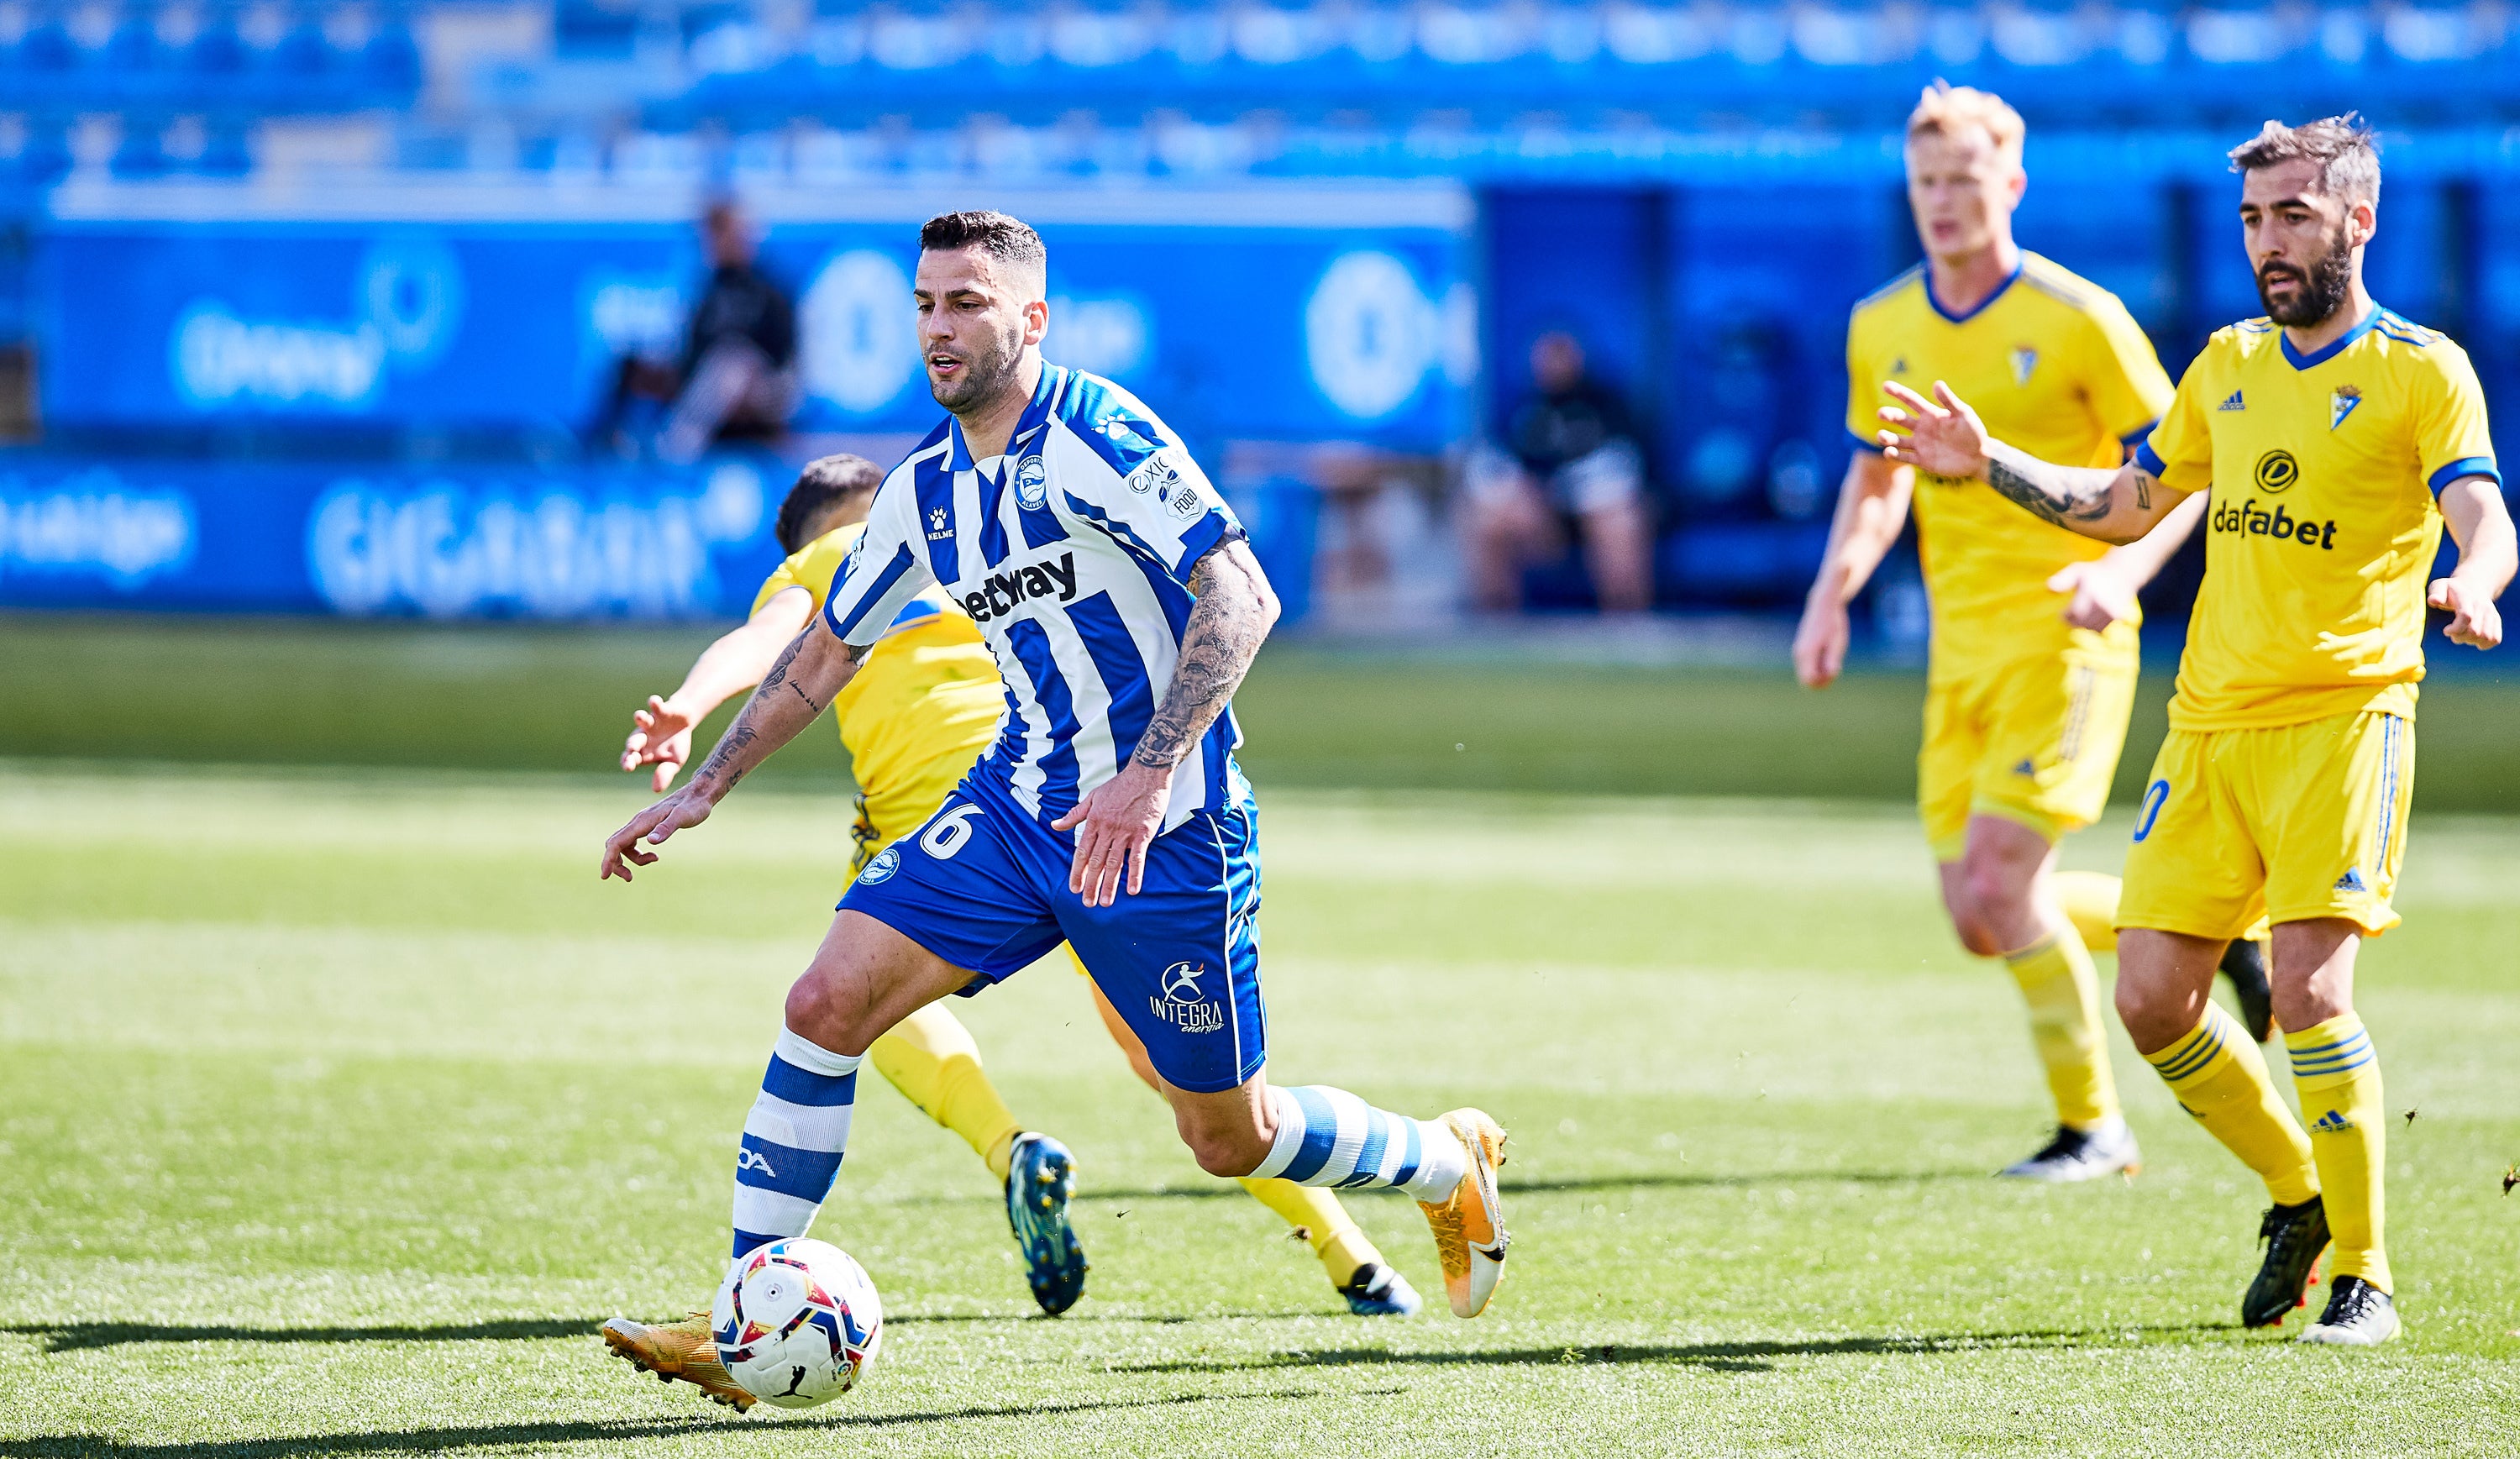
[841,770,1267,1094]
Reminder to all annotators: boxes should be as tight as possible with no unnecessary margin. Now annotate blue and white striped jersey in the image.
[821,364,1252,830]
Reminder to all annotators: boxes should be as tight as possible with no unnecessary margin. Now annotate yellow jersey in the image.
[2139,307,2501,732]
[1846,252,2176,680]
[753,522,1005,839]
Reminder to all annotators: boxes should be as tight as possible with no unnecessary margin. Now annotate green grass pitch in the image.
[6,760,2519,1456]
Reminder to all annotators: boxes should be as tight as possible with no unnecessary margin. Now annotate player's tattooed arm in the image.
[688,627,864,796]
[1878,378,2176,544]
[1133,538,1278,770]
[1983,443,2121,530]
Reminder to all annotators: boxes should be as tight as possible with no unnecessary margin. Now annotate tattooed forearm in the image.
[694,724,757,791]
[1986,457,2113,529]
[1135,543,1274,770]
[2133,470,2152,511]
[688,627,858,796]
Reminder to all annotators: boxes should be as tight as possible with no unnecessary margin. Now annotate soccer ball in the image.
[711,1238,883,1408]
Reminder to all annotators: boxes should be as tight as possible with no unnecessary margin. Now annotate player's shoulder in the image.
[1848,264,1925,328]
[889,420,955,485]
[1042,365,1183,478]
[2202,317,2281,365]
[2367,307,2476,380]
[2015,253,2139,329]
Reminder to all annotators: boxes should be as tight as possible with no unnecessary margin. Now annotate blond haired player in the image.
[1881,115,2513,1345]
[1798,83,2269,1183]
[615,454,1422,1331]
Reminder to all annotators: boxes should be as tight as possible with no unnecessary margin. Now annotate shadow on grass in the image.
[7,1311,1311,1353]
[4,1320,604,1355]
[1112,1323,2230,1377]
[1060,1169,1986,1204]
[0,1389,1325,1458]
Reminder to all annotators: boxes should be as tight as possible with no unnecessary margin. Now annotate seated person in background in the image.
[1462,330,1654,614]
[596,199,799,463]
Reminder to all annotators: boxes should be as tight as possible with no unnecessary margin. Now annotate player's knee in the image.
[1960,856,2032,926]
[1179,1122,1268,1178]
[782,964,871,1057]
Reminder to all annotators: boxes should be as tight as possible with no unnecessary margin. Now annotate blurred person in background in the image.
[594,199,799,463]
[1463,330,1654,614]
[1795,82,2268,1185]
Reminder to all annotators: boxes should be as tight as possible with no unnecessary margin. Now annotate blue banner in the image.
[0,454,790,619]
[35,181,1477,449]
[0,450,1320,623]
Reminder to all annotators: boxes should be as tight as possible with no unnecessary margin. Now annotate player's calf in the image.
[1237,1085,1511,1320]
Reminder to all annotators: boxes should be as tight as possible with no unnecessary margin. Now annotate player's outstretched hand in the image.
[601,785,715,882]
[622,694,698,793]
[2429,576,2503,649]
[1878,380,1991,480]
[1053,759,1172,908]
[1792,596,1849,689]
[2048,557,2142,632]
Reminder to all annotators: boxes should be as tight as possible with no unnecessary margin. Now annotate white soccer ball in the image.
[711,1238,883,1408]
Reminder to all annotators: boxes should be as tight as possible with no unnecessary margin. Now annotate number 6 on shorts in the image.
[921,805,983,859]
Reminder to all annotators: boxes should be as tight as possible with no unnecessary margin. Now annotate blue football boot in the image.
[1005,1132,1088,1315]
[1336,1262,1424,1317]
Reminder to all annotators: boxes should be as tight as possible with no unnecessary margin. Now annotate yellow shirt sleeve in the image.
[749,525,864,618]
[2079,297,2176,448]
[2413,343,2502,495]
[1843,308,1884,450]
[2137,341,2221,494]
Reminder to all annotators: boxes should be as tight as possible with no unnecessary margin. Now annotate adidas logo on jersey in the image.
[2310,1109,2355,1134]
[2218,390,2245,412]
[956,550,1079,624]
[2334,866,2368,893]
[2013,758,2037,776]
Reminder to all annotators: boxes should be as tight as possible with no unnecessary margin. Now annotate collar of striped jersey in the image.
[946,363,1071,472]
[2279,304,2381,371]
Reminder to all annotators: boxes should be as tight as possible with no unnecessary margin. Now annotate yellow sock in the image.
[2004,928,2119,1130]
[2288,1014,2390,1293]
[1236,1177,1380,1287]
[868,1003,1025,1181]
[2050,870,2120,953]
[2145,1003,2318,1205]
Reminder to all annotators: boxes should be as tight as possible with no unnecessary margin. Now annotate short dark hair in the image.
[2229,114,2381,207]
[774,454,882,554]
[919,210,1047,282]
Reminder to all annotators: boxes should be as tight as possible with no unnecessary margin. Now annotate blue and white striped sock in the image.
[730,1027,863,1258]
[1249,1086,1467,1202]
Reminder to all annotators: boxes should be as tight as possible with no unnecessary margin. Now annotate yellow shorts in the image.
[1919,632,2138,862]
[2118,710,2414,940]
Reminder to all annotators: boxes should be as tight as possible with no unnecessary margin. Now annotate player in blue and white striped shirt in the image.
[597,212,1509,1408]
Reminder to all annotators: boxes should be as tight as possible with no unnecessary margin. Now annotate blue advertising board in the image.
[34,178,1478,449]
[0,450,1320,624]
[0,454,788,619]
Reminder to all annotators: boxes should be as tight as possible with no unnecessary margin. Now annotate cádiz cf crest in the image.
[2009,346,2039,386]
[2329,385,2363,431]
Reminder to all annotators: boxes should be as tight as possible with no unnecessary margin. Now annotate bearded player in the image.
[1881,115,2512,1344]
[1798,83,2271,1184]
[597,211,1509,1411]
[612,454,1423,1334]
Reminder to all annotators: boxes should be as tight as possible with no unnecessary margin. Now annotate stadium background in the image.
[8,8,2520,1452]
[5,0,2518,799]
